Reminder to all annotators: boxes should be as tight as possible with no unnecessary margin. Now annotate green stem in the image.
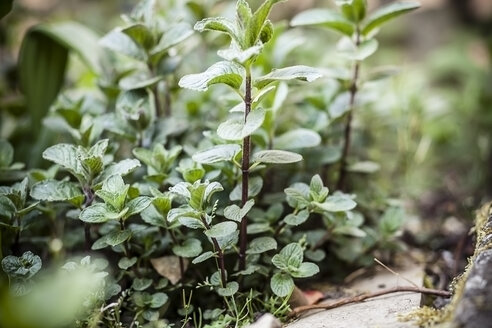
[200,216,227,287]
[337,28,361,191]
[239,66,252,271]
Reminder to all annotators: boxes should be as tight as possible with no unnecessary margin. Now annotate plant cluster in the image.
[0,0,419,327]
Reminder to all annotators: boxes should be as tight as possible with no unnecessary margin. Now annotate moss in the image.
[402,202,492,327]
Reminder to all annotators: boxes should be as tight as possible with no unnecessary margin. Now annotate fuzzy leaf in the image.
[97,159,140,184]
[132,278,153,291]
[118,257,137,270]
[291,8,355,36]
[105,230,132,247]
[126,196,152,217]
[100,29,146,60]
[230,176,263,201]
[290,262,319,278]
[0,140,13,168]
[338,38,378,61]
[255,65,322,89]
[270,272,294,297]
[272,243,304,270]
[192,251,216,264]
[274,129,321,150]
[151,22,194,59]
[179,61,244,92]
[361,1,420,36]
[253,150,302,164]
[194,17,241,44]
[31,180,84,207]
[217,107,266,141]
[224,199,255,222]
[217,281,239,297]
[1,251,41,279]
[205,221,237,238]
[284,210,310,226]
[192,144,241,164]
[246,236,277,254]
[42,144,86,181]
[172,238,202,258]
[246,0,286,47]
[80,203,127,223]
[313,193,356,212]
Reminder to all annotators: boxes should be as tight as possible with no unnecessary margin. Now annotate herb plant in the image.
[0,0,420,327]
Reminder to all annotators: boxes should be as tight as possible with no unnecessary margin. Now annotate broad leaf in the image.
[0,140,13,168]
[246,0,286,47]
[151,22,194,61]
[42,144,86,182]
[105,230,132,247]
[192,251,216,264]
[179,61,244,92]
[121,23,154,50]
[194,17,241,44]
[270,272,294,297]
[230,176,263,201]
[272,243,304,270]
[274,129,321,150]
[118,257,138,270]
[172,238,202,258]
[246,236,277,254]
[100,28,146,60]
[291,9,355,36]
[132,278,153,291]
[223,199,255,222]
[31,180,84,207]
[97,159,141,183]
[205,221,237,238]
[217,107,266,141]
[217,281,239,297]
[255,65,322,89]
[80,203,127,223]
[192,144,241,164]
[284,210,310,226]
[253,150,302,164]
[290,262,319,278]
[361,1,420,36]
[313,193,356,212]
[1,251,42,279]
[337,38,378,61]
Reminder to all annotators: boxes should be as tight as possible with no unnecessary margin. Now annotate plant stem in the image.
[337,29,361,192]
[289,286,452,317]
[201,216,227,287]
[83,186,95,250]
[239,66,252,271]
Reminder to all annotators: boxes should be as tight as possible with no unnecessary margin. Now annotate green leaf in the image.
[194,17,241,44]
[361,1,420,36]
[132,278,153,291]
[126,196,152,217]
[31,180,84,207]
[80,203,127,223]
[42,144,86,182]
[230,176,263,201]
[237,0,253,25]
[192,144,241,164]
[96,175,129,210]
[99,28,146,60]
[172,238,202,258]
[274,129,321,150]
[217,281,239,297]
[105,230,132,247]
[246,0,286,47]
[205,221,237,238]
[246,237,277,254]
[118,257,138,270]
[224,199,255,222]
[336,0,367,23]
[217,107,266,141]
[272,243,304,270]
[150,292,168,308]
[1,251,42,279]
[284,210,310,226]
[0,0,13,19]
[348,161,380,173]
[0,196,16,220]
[121,23,154,50]
[313,193,356,212]
[270,272,294,297]
[338,38,378,61]
[333,225,367,237]
[284,183,311,208]
[0,140,13,168]
[179,61,244,92]
[291,8,355,36]
[97,159,141,183]
[255,65,322,89]
[151,22,194,61]
[218,44,263,64]
[253,150,302,164]
[291,262,319,278]
[192,251,216,264]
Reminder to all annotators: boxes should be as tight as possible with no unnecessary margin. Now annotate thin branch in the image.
[374,258,419,288]
[289,286,452,318]
[239,68,252,271]
[336,29,361,191]
[201,216,227,287]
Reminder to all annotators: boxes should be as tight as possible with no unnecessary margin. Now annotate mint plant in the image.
[292,0,420,190]
[180,0,322,271]
[0,0,420,326]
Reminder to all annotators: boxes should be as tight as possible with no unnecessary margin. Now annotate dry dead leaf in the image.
[150,256,188,285]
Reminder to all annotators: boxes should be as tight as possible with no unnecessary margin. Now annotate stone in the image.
[247,314,282,328]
